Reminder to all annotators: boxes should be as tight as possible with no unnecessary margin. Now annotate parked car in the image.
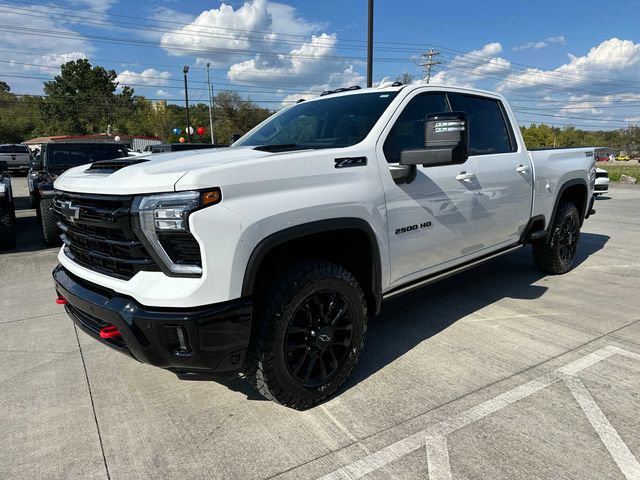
[594,168,610,196]
[615,154,630,161]
[596,156,609,162]
[0,144,32,173]
[52,84,596,409]
[0,161,16,249]
[29,142,129,246]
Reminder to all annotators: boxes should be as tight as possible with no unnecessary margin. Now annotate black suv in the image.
[29,142,129,246]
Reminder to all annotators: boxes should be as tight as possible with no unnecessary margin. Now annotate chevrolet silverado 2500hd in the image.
[52,84,596,409]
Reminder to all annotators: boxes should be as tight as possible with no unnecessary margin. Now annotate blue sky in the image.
[1,0,639,129]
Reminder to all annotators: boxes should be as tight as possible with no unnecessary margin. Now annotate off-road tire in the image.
[533,201,580,274]
[245,259,367,410]
[0,206,15,250]
[40,199,61,246]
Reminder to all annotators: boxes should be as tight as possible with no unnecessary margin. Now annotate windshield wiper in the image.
[253,144,313,153]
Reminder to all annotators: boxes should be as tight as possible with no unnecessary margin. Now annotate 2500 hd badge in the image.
[395,221,432,235]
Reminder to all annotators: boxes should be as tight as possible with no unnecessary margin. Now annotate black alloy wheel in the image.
[284,290,354,388]
[557,213,579,264]
[245,259,367,409]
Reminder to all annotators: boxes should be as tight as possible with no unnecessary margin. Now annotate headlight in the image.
[132,189,221,276]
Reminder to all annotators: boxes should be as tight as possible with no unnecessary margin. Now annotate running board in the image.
[383,245,523,300]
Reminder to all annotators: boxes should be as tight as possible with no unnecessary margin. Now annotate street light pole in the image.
[206,63,215,145]
[367,0,373,88]
[183,65,191,142]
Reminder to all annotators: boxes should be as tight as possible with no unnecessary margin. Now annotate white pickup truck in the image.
[52,84,596,409]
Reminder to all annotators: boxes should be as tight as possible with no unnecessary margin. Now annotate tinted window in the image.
[237,92,399,149]
[0,145,30,153]
[383,93,449,163]
[447,94,514,155]
[43,144,127,167]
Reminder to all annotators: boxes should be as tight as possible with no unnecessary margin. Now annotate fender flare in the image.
[549,178,589,228]
[241,218,383,315]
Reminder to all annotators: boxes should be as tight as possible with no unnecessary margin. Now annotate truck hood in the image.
[54,147,272,195]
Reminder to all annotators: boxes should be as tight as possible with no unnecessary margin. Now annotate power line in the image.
[420,49,442,84]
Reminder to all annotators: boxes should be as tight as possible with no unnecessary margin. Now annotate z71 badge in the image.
[395,221,432,235]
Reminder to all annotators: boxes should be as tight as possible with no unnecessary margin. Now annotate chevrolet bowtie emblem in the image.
[60,201,80,223]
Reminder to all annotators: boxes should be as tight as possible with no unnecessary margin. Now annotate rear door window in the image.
[447,93,515,156]
[0,145,29,153]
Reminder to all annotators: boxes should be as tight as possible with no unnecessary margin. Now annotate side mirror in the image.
[389,164,416,185]
[231,133,242,143]
[0,161,7,173]
[31,157,42,171]
[400,112,469,167]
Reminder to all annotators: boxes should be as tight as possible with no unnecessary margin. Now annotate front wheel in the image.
[0,205,16,250]
[533,201,581,274]
[245,260,367,410]
[40,199,61,246]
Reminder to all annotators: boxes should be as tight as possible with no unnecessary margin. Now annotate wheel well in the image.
[245,226,382,316]
[558,183,588,224]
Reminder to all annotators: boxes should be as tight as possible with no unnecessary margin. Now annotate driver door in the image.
[378,91,483,285]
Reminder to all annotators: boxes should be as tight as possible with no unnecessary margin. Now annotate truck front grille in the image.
[54,192,160,280]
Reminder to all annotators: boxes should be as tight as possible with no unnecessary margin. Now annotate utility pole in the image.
[183,65,191,142]
[420,48,442,84]
[367,0,373,87]
[206,63,215,145]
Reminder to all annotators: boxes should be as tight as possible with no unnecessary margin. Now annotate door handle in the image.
[516,164,530,174]
[456,171,476,182]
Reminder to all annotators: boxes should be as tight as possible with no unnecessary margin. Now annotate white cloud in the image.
[155,89,170,97]
[158,0,363,98]
[160,0,275,64]
[228,33,358,89]
[0,4,94,55]
[66,0,117,14]
[430,43,511,88]
[498,38,640,95]
[116,69,172,87]
[280,65,365,106]
[0,4,96,94]
[513,36,566,51]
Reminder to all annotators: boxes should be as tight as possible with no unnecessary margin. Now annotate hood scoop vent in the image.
[88,158,150,173]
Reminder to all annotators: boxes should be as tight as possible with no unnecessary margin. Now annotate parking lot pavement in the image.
[1,178,639,480]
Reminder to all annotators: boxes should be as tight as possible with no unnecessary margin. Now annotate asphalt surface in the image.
[1,177,639,480]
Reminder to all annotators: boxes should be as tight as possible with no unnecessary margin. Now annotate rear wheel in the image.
[245,259,367,409]
[40,199,61,246]
[533,201,580,274]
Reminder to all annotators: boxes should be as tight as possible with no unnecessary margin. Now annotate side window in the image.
[383,93,449,163]
[447,93,514,156]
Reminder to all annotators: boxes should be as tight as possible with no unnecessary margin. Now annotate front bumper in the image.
[53,265,252,379]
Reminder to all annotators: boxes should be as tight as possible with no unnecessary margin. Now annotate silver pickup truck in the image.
[0,144,32,172]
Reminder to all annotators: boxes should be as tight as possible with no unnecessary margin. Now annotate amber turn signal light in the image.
[202,188,222,205]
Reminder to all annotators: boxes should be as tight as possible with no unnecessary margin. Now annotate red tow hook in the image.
[55,296,68,305]
[99,325,122,339]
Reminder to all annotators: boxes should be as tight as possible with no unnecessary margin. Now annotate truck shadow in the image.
[221,233,609,403]
[346,232,609,390]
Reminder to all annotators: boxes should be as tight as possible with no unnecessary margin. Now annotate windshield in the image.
[237,92,399,149]
[43,144,128,167]
[0,145,30,153]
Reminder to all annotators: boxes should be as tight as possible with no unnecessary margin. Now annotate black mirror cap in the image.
[0,161,7,173]
[400,111,469,167]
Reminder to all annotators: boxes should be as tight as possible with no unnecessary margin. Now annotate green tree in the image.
[41,59,134,135]
[0,81,10,93]
[0,85,45,143]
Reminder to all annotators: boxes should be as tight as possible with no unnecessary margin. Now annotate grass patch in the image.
[596,162,640,182]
